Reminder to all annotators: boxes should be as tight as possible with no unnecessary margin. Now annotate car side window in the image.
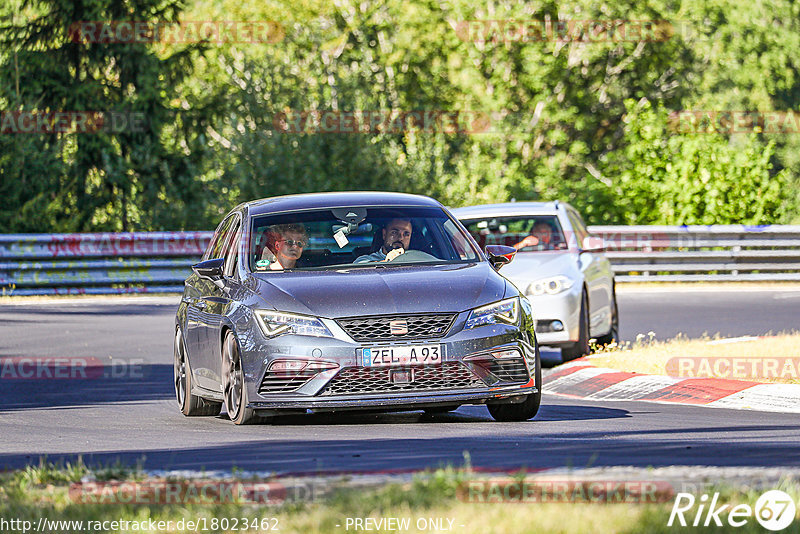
[443,219,478,260]
[566,209,588,249]
[204,215,235,260]
[223,219,242,278]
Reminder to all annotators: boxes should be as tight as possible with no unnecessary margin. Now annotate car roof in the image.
[243,191,442,217]
[450,202,571,219]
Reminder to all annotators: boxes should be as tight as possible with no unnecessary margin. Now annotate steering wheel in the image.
[387,249,438,263]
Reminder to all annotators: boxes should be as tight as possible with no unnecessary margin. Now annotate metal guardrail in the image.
[0,232,212,295]
[1,225,799,295]
[589,225,800,282]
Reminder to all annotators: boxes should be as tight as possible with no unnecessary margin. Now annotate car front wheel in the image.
[222,330,259,425]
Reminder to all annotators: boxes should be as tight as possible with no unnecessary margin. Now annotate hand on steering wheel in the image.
[384,248,406,262]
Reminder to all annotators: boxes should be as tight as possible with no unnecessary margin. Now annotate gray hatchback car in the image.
[175,192,541,424]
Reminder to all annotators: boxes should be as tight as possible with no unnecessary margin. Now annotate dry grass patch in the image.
[588,332,800,384]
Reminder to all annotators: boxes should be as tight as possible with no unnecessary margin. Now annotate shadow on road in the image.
[245,403,630,427]
[0,363,174,411]
[2,420,800,474]
[533,404,630,422]
[3,367,800,474]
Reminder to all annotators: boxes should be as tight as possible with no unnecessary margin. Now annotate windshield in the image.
[248,206,480,271]
[460,215,568,251]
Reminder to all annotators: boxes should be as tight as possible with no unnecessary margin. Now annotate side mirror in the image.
[582,236,606,253]
[485,245,516,270]
[192,258,226,288]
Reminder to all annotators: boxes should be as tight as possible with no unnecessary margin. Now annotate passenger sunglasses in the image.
[280,239,307,248]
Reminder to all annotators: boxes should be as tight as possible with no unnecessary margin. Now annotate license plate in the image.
[362,345,442,367]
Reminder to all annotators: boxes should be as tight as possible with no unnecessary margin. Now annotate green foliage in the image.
[0,0,798,230]
[604,99,787,224]
[0,0,221,232]
[13,458,88,488]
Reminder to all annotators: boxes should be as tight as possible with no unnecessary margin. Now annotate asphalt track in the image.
[1,288,799,475]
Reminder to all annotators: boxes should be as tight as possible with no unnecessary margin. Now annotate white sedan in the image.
[453,201,618,360]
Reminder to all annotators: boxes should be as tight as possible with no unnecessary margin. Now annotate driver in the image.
[354,218,412,263]
[513,221,552,251]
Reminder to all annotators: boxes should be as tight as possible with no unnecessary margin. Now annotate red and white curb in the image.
[543,360,800,414]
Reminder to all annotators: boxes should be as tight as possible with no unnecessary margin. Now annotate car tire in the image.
[174,328,222,417]
[222,330,259,425]
[561,289,590,361]
[487,347,542,422]
[595,285,619,347]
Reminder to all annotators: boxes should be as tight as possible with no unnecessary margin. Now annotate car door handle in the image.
[194,300,207,310]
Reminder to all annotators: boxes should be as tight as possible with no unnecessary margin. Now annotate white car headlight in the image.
[465,297,519,330]
[526,275,574,296]
[255,310,334,338]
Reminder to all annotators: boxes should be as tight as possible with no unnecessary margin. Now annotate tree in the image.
[0,0,217,231]
[603,99,787,224]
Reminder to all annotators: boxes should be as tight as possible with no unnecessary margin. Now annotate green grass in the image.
[2,460,800,533]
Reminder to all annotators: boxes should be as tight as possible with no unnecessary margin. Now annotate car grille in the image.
[486,359,530,383]
[258,362,340,394]
[336,314,456,342]
[319,362,485,396]
[259,369,320,394]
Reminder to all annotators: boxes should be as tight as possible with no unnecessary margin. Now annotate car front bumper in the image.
[528,284,583,346]
[239,313,538,413]
[249,385,537,413]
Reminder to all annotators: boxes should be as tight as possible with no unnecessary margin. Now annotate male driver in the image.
[513,221,552,251]
[354,218,412,263]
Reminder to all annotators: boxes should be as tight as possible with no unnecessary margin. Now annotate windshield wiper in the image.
[297,263,372,271]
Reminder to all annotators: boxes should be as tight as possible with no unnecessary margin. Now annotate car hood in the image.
[499,251,580,283]
[249,262,507,317]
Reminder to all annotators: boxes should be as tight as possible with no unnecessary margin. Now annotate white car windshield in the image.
[461,215,568,251]
[249,206,480,271]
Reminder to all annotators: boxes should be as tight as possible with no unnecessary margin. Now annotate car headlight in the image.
[255,310,334,338]
[465,297,519,330]
[526,275,574,296]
